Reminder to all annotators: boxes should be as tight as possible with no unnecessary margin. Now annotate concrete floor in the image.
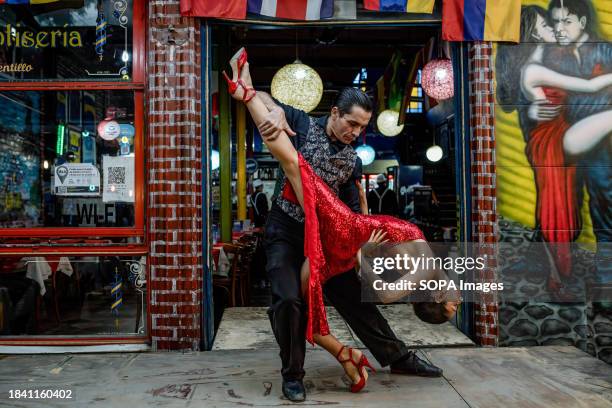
[0,346,611,407]
[213,306,474,350]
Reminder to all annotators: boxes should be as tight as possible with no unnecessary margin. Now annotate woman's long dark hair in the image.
[496,6,548,110]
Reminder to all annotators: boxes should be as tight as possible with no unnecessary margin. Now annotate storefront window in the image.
[0,255,146,336]
[0,0,133,81]
[0,90,138,228]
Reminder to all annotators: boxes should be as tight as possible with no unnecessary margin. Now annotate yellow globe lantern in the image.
[376,109,404,137]
[271,61,323,113]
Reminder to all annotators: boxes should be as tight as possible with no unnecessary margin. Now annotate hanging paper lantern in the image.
[376,109,404,137]
[211,149,220,171]
[271,61,323,113]
[426,145,444,162]
[422,59,454,100]
[356,144,376,166]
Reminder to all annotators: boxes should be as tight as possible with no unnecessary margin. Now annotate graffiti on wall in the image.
[494,0,611,362]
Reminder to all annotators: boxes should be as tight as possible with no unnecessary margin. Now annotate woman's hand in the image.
[528,99,560,122]
[356,229,388,276]
[368,229,388,245]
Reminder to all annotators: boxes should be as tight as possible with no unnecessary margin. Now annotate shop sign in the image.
[98,119,121,140]
[119,124,135,138]
[0,1,133,81]
[53,163,101,196]
[103,155,134,203]
[62,198,116,227]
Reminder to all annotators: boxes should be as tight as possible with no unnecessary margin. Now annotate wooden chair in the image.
[236,235,259,306]
[212,243,243,307]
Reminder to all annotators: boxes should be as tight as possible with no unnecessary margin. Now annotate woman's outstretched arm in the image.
[244,94,304,208]
[522,64,612,101]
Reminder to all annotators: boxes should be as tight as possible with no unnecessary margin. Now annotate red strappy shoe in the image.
[221,47,257,102]
[336,346,376,393]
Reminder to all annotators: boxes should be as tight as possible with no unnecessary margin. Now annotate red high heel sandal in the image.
[222,47,256,102]
[336,346,376,393]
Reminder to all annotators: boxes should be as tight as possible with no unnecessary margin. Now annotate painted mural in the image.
[494,0,611,363]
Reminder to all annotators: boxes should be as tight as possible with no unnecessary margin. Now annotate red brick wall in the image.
[147,1,203,351]
[468,42,499,346]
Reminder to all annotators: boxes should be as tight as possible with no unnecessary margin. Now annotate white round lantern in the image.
[426,145,444,162]
[356,144,376,166]
[271,61,323,113]
[422,59,454,100]
[377,109,404,137]
[211,149,220,171]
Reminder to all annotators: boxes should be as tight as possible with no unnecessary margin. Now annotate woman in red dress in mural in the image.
[497,6,612,291]
[223,50,460,392]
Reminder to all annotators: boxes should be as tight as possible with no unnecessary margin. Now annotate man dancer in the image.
[258,87,442,402]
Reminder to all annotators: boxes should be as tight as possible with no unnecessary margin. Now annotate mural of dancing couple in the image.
[494,0,611,362]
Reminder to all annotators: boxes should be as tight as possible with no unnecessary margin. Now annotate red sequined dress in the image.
[525,88,581,279]
[282,154,425,344]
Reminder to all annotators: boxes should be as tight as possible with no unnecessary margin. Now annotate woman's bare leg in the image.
[313,332,367,385]
[563,110,612,156]
[300,259,310,298]
[227,59,304,208]
[299,259,367,385]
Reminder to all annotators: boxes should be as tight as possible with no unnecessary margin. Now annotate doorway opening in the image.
[206,24,471,350]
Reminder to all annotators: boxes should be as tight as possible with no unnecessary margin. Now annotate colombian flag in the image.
[364,0,435,14]
[442,0,521,42]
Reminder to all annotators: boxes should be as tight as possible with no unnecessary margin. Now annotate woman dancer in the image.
[223,50,459,392]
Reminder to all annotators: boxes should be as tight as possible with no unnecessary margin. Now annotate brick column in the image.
[147,1,203,351]
[468,42,498,346]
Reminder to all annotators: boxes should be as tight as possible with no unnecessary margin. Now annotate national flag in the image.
[375,51,404,113]
[248,0,334,20]
[442,0,521,42]
[398,37,434,124]
[180,0,247,19]
[364,0,435,13]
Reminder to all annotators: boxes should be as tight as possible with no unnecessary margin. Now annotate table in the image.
[23,256,73,296]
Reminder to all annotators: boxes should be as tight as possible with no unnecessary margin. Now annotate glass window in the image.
[0,255,146,336]
[0,0,133,81]
[0,90,139,228]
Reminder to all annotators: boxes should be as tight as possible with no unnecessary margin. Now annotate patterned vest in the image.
[275,117,357,222]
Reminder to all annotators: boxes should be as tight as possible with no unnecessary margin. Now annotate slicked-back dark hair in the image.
[332,87,373,116]
[548,0,600,39]
[413,301,449,324]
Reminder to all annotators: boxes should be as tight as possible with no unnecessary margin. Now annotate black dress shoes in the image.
[282,379,306,402]
[390,351,443,377]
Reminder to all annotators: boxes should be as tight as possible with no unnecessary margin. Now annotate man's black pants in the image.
[264,211,410,381]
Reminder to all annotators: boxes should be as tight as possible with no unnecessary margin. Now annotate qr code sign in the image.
[108,167,126,184]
